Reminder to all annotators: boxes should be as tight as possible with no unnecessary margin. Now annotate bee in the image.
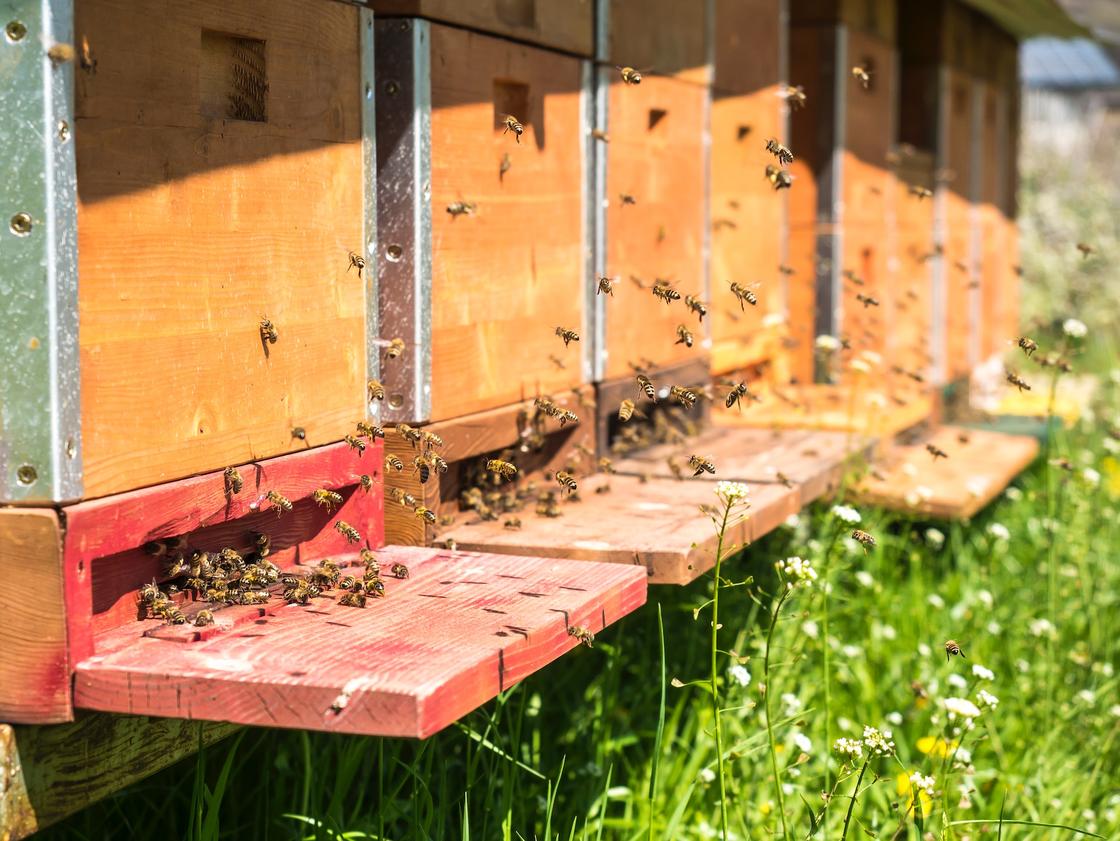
[1017,337,1038,357]
[502,114,524,143]
[944,639,965,661]
[926,444,949,461]
[1006,371,1031,393]
[667,456,684,481]
[426,452,449,474]
[312,560,342,588]
[555,471,578,494]
[688,455,716,476]
[1050,457,1074,472]
[360,547,380,574]
[616,65,642,85]
[591,128,609,142]
[238,591,270,606]
[347,250,366,277]
[155,601,186,625]
[855,293,880,308]
[775,471,795,489]
[266,490,292,516]
[568,625,595,647]
[313,489,343,510]
[851,529,876,549]
[1076,242,1095,258]
[357,474,374,492]
[724,382,749,411]
[335,521,361,544]
[730,281,759,309]
[224,466,243,495]
[396,423,424,447]
[385,454,405,472]
[447,201,477,217]
[389,487,418,507]
[138,580,162,608]
[367,380,386,402]
[909,185,933,200]
[597,276,616,296]
[499,152,512,180]
[549,353,567,370]
[536,493,562,518]
[193,609,216,627]
[338,591,367,608]
[675,324,694,348]
[390,562,410,579]
[598,457,615,474]
[414,506,437,524]
[636,374,657,401]
[669,385,697,409]
[259,318,279,344]
[413,455,431,484]
[778,264,795,277]
[764,138,794,166]
[777,84,806,110]
[47,42,76,65]
[559,409,579,427]
[842,269,864,285]
[284,579,321,605]
[344,434,367,455]
[765,165,792,190]
[356,421,384,439]
[164,554,189,578]
[555,326,580,347]
[422,430,444,448]
[652,281,681,304]
[504,517,522,530]
[618,399,643,422]
[339,575,360,591]
[851,64,872,89]
[619,193,637,206]
[385,337,406,360]
[291,426,307,442]
[365,576,386,597]
[487,458,519,480]
[683,295,707,322]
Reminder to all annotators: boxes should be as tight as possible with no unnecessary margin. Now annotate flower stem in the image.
[711,500,732,841]
[820,526,841,836]
[765,585,792,841]
[840,759,870,841]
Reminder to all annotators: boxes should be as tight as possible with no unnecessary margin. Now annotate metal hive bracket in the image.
[374,17,432,424]
[0,0,83,503]
[360,7,381,423]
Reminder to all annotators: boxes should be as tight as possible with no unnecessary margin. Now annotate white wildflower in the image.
[1109,704,1120,718]
[1029,618,1056,638]
[918,642,932,657]
[781,692,803,716]
[833,737,863,760]
[986,620,1002,635]
[909,772,936,799]
[855,570,875,588]
[1062,318,1088,339]
[944,697,982,721]
[792,732,813,753]
[729,664,751,687]
[1016,658,1031,673]
[886,711,903,726]
[927,593,945,609]
[976,589,994,608]
[948,673,968,689]
[966,477,988,498]
[925,528,945,548]
[831,504,862,524]
[775,556,817,587]
[976,688,999,710]
[815,334,841,352]
[762,312,786,329]
[986,522,1010,541]
[971,664,995,681]
[842,644,862,658]
[1083,467,1101,486]
[1077,689,1097,705]
[716,481,750,502]
[698,767,716,784]
[850,358,872,374]
[880,623,897,640]
[1004,486,1023,501]
[802,619,820,639]
[901,462,918,477]
[861,726,895,756]
[783,513,801,529]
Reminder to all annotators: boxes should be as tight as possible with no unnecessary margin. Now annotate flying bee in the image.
[427,453,449,474]
[568,626,595,648]
[555,326,580,347]
[313,489,343,510]
[357,474,374,492]
[414,506,437,524]
[390,562,410,579]
[390,487,418,507]
[618,399,644,422]
[764,137,794,166]
[504,517,522,530]
[675,324,694,348]
[909,185,933,200]
[730,281,759,309]
[669,385,697,409]
[338,591,367,608]
[775,471,795,489]
[487,459,518,480]
[944,639,965,661]
[367,379,386,401]
[591,128,609,142]
[193,609,216,627]
[598,457,615,475]
[259,318,278,344]
[855,293,880,308]
[851,64,872,89]
[356,421,384,439]
[1050,457,1074,472]
[396,423,424,447]
[1076,242,1095,258]
[652,281,680,304]
[764,165,792,190]
[334,521,361,544]
[413,455,431,484]
[616,65,642,85]
[266,490,292,516]
[347,250,366,277]
[502,113,524,143]
[636,374,657,401]
[725,382,749,411]
[842,269,864,286]
[421,430,444,448]
[384,337,406,360]
[344,434,367,455]
[688,455,716,476]
[1017,337,1038,357]
[619,192,637,206]
[926,444,949,461]
[1006,370,1031,393]
[777,84,806,110]
[499,152,512,179]
[447,201,477,217]
[385,454,405,472]
[778,264,795,277]
[684,295,707,321]
[851,529,876,549]
[224,466,243,495]
[555,471,577,494]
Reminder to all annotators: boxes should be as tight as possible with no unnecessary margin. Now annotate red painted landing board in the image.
[612,428,874,507]
[853,426,1039,519]
[73,546,646,738]
[438,474,800,586]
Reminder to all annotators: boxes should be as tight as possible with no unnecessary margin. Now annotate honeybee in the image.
[944,639,965,661]
[291,426,307,442]
[357,474,374,492]
[137,580,162,609]
[385,338,406,359]
[764,138,794,166]
[675,324,694,348]
[364,576,386,597]
[684,295,707,321]
[338,575,360,591]
[618,399,642,422]
[390,562,410,579]
[926,444,948,461]
[591,128,609,142]
[238,591,270,605]
[555,471,577,494]
[556,326,580,347]
[367,379,386,401]
[224,466,243,495]
[193,609,216,627]
[499,152,512,180]
[338,591,367,608]
[385,454,405,472]
[669,385,697,409]
[284,579,321,605]
[636,374,657,401]
[356,421,384,439]
[536,493,562,518]
[909,185,933,200]
[218,547,244,569]
[667,456,685,481]
[360,547,380,573]
[619,193,637,206]
[775,471,795,489]
[164,554,189,578]
[344,434,367,455]
[389,487,418,507]
[413,455,431,484]
[259,318,279,344]
[313,489,343,510]
[851,65,872,89]
[1017,337,1038,357]
[598,457,615,474]
[1076,242,1095,258]
[266,490,292,516]
[765,165,792,191]
[730,281,759,309]
[851,529,876,549]
[347,250,366,277]
[447,201,477,217]
[568,625,595,647]
[616,65,642,85]
[155,602,186,625]
[502,114,524,143]
[426,452,449,474]
[652,281,680,305]
[334,521,361,544]
[395,423,423,447]
[1006,370,1031,393]
[487,458,518,480]
[688,455,716,476]
[414,506,437,524]
[1050,457,1074,472]
[422,430,444,448]
[502,517,522,531]
[724,382,748,410]
[777,84,806,110]
[778,264,795,277]
[855,293,880,308]
[595,276,618,298]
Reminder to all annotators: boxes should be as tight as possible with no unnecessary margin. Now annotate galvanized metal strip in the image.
[588,0,610,382]
[931,63,950,384]
[580,59,596,385]
[777,0,791,322]
[374,17,432,423]
[699,0,714,350]
[360,7,379,422]
[814,24,845,381]
[968,80,984,369]
[0,0,83,503]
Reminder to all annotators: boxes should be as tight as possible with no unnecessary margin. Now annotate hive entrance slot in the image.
[648,108,668,131]
[200,30,268,122]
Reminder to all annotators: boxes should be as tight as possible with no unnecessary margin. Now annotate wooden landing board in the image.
[715,384,933,439]
[612,428,872,507]
[438,474,800,585]
[854,426,1038,520]
[74,546,646,738]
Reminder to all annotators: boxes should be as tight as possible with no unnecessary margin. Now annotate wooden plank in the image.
[370,0,593,56]
[73,546,647,737]
[854,425,1038,519]
[438,474,800,585]
[713,0,781,96]
[427,24,586,421]
[604,75,707,379]
[942,67,976,380]
[0,716,238,840]
[612,427,873,507]
[0,510,69,724]
[608,0,710,86]
[75,0,366,498]
[891,150,936,378]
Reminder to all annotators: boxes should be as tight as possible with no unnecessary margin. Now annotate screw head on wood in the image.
[9,212,32,236]
[16,464,37,485]
[383,80,399,96]
[5,20,27,41]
